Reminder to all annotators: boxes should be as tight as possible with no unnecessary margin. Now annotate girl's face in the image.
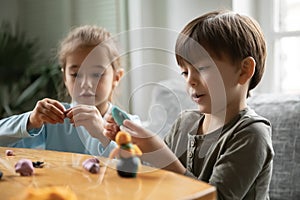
[64,46,122,111]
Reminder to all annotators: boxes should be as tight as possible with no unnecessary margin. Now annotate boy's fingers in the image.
[122,120,156,139]
[119,125,135,135]
[119,124,142,138]
[123,120,143,132]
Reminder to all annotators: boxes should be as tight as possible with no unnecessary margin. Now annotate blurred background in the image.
[0,0,299,121]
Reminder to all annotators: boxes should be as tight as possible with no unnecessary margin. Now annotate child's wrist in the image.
[27,115,42,131]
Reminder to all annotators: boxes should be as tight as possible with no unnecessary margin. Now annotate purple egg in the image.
[82,157,100,174]
[15,159,34,176]
[5,149,14,156]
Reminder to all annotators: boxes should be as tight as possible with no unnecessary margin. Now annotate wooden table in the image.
[0,147,216,200]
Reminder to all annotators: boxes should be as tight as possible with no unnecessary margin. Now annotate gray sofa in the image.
[145,79,300,200]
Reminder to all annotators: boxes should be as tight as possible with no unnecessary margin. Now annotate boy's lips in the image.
[191,93,205,103]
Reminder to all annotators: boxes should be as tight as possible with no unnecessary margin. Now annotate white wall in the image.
[126,0,233,120]
[232,0,258,18]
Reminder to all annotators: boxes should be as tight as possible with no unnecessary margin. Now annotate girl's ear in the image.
[61,68,67,83]
[238,56,255,85]
[113,68,124,87]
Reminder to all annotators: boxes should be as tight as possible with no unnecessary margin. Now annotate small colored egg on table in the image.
[15,159,34,176]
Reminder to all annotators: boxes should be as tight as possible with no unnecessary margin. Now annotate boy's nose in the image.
[187,72,198,86]
[187,71,206,88]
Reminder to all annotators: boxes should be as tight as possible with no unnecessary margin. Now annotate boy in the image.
[105,10,274,199]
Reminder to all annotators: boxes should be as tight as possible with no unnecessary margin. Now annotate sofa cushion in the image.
[248,94,300,200]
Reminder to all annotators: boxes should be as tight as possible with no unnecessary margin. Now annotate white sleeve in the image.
[0,112,33,146]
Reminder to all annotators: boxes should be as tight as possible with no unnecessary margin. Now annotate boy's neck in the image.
[199,101,247,135]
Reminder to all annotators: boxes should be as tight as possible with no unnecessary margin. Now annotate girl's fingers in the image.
[104,115,115,123]
[34,105,62,124]
[65,109,73,119]
[46,99,66,112]
[44,105,65,122]
[103,130,114,139]
[39,99,65,122]
[65,106,87,122]
[104,122,119,132]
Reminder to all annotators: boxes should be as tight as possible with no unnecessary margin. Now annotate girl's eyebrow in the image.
[67,65,79,70]
[67,64,108,71]
[92,65,106,70]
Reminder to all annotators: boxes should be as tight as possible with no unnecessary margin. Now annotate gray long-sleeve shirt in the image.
[164,107,274,200]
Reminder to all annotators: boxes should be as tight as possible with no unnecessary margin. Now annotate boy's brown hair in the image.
[175,10,267,97]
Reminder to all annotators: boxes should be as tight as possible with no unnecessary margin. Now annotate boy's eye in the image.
[197,66,210,72]
[180,71,188,77]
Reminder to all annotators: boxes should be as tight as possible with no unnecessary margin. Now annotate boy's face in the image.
[179,54,241,114]
[64,46,117,108]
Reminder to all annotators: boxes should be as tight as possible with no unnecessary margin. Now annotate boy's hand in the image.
[121,120,185,173]
[28,98,66,130]
[121,120,159,151]
[103,113,120,141]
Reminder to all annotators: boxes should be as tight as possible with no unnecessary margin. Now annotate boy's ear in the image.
[113,68,124,87]
[238,56,255,85]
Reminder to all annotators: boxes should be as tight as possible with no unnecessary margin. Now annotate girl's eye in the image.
[70,73,82,78]
[91,73,103,78]
[70,73,77,77]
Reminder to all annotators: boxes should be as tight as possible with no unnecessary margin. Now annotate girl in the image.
[0,25,130,157]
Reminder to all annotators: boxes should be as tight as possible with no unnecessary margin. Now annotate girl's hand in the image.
[103,114,120,141]
[27,98,66,130]
[65,105,109,146]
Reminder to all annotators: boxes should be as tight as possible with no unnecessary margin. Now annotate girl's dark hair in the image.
[58,25,121,71]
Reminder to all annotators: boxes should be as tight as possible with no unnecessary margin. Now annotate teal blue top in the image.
[0,103,138,157]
